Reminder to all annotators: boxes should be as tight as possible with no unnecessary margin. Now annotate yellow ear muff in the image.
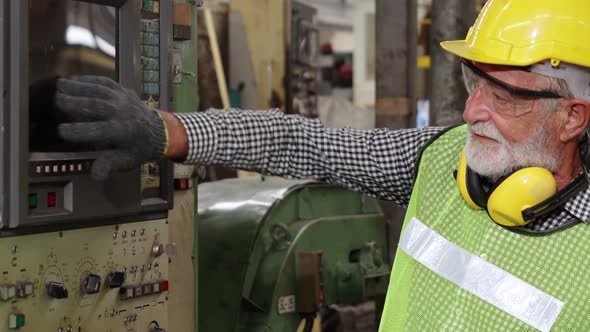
[456,149,482,209]
[487,168,556,227]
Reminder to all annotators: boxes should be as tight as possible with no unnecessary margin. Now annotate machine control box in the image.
[1,0,173,229]
[0,218,170,331]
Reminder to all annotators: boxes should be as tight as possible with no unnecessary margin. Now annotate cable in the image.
[302,313,314,332]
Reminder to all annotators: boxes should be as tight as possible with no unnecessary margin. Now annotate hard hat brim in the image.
[440,40,517,66]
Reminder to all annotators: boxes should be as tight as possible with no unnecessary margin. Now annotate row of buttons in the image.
[1,282,34,301]
[125,262,158,274]
[141,45,160,58]
[142,0,160,14]
[31,161,91,177]
[143,70,160,83]
[142,20,160,33]
[29,192,57,209]
[141,57,160,70]
[142,32,160,46]
[119,280,168,300]
[113,228,146,239]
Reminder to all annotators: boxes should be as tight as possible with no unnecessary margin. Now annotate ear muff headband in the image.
[456,150,487,208]
[521,168,588,222]
[455,150,487,209]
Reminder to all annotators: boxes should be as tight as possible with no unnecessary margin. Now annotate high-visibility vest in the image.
[379,125,590,332]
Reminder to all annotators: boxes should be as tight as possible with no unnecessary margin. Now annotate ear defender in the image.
[455,149,557,227]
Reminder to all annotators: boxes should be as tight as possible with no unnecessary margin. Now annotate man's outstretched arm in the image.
[168,109,443,206]
[55,75,443,206]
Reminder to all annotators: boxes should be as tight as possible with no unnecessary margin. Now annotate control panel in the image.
[0,219,171,331]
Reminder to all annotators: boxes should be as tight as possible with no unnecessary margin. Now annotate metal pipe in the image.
[429,0,475,126]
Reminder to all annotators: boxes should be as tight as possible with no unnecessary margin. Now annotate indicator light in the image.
[28,194,38,209]
[47,192,57,207]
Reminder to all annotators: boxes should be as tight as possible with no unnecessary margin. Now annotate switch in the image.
[152,282,161,293]
[46,282,68,299]
[105,272,125,288]
[8,314,25,329]
[119,286,134,300]
[47,192,57,207]
[81,273,101,294]
[134,285,143,297]
[161,280,169,292]
[16,282,34,298]
[142,283,153,295]
[1,285,16,301]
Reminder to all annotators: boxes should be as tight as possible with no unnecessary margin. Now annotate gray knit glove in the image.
[55,76,168,180]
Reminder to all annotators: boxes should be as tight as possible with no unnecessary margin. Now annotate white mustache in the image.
[468,123,504,142]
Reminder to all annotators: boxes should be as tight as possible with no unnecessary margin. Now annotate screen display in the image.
[29,0,117,152]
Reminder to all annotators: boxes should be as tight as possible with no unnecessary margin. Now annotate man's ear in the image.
[560,99,590,142]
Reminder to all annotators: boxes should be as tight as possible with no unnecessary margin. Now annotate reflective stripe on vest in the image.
[399,217,564,332]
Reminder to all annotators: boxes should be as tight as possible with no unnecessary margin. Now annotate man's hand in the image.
[55,76,170,180]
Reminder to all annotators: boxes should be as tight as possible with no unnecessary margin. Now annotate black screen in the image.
[29,0,117,152]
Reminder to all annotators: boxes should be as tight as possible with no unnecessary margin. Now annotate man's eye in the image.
[492,92,511,104]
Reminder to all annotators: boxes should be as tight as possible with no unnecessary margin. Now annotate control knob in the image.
[81,273,101,294]
[152,241,164,257]
[105,271,126,288]
[46,282,68,299]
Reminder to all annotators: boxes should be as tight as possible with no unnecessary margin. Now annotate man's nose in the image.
[463,88,493,124]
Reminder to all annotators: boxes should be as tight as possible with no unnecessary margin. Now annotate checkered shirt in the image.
[175,109,590,232]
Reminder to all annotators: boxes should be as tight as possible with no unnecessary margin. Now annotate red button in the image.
[161,280,169,292]
[47,192,57,207]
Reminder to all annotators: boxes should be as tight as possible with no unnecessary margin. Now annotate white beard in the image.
[465,121,561,181]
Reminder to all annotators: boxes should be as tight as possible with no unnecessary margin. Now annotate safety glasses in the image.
[461,60,564,117]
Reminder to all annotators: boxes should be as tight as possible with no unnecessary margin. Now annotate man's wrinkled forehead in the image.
[471,61,551,91]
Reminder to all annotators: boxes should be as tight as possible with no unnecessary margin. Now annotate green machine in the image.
[197,177,391,331]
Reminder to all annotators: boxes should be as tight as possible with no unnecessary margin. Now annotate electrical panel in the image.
[2,0,173,229]
[0,0,198,331]
[0,218,171,331]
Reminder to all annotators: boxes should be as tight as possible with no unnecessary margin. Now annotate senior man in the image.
[51,0,590,330]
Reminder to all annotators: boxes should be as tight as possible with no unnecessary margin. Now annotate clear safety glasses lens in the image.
[461,60,563,117]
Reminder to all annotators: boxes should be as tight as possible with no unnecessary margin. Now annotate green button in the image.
[28,194,38,209]
[9,313,24,328]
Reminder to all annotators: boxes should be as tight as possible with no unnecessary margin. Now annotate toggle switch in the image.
[105,271,126,288]
[16,282,34,298]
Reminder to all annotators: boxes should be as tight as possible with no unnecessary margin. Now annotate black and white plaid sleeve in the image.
[175,109,444,207]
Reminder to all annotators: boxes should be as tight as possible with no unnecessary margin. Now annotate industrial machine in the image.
[230,0,319,117]
[288,1,320,117]
[0,0,200,330]
[4,0,174,229]
[198,177,390,331]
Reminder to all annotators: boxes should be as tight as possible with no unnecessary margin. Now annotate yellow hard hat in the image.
[441,0,590,68]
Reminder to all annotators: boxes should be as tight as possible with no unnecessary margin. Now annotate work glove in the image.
[53,76,169,180]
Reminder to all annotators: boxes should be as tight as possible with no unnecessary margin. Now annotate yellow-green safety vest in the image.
[379,125,590,332]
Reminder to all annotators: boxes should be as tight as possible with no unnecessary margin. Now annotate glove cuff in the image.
[147,108,169,160]
[155,110,170,156]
